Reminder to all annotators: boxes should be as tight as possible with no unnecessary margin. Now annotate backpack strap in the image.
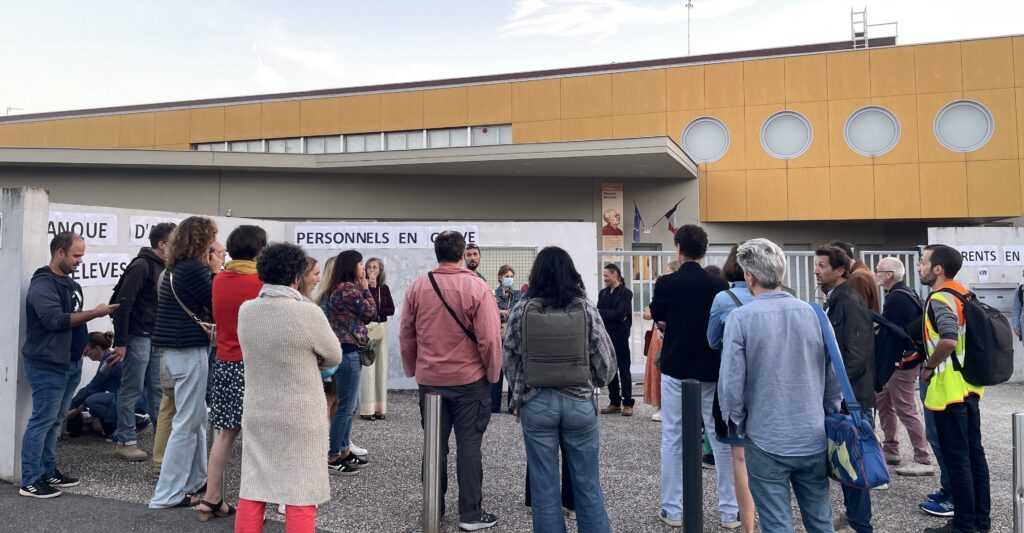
[927,288,969,373]
[811,302,862,420]
[428,272,478,344]
[725,289,742,308]
[891,286,923,311]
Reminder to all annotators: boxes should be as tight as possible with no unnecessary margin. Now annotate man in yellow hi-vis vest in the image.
[917,245,990,533]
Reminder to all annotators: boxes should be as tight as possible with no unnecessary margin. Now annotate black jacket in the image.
[152,258,213,349]
[22,266,88,372]
[649,262,729,381]
[597,284,633,342]
[825,282,876,409]
[111,248,166,346]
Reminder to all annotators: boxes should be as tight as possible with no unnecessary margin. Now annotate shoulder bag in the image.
[428,272,478,343]
[337,318,377,367]
[168,271,217,344]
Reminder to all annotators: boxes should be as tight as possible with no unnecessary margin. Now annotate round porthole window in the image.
[845,106,900,157]
[934,100,994,152]
[760,111,812,159]
[681,117,730,164]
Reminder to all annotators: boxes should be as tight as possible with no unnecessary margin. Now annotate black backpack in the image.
[927,288,1015,387]
[108,256,148,305]
[872,311,921,391]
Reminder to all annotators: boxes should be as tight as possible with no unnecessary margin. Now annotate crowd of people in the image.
[17,219,999,533]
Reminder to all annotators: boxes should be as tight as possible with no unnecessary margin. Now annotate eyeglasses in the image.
[874,270,894,273]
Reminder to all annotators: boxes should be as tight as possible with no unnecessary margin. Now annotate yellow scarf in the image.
[224,260,257,275]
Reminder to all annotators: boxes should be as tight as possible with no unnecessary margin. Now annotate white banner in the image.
[294,225,479,250]
[129,216,182,246]
[70,253,132,287]
[1002,245,1024,266]
[958,245,1000,266]
[48,212,118,246]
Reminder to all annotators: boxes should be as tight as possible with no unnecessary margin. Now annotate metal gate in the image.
[859,249,924,298]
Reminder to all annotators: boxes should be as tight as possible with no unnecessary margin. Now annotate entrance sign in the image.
[48,212,118,246]
[294,225,479,250]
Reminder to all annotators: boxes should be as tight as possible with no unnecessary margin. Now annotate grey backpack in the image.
[522,298,591,388]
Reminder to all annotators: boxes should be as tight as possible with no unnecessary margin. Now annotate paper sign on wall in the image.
[957,245,1000,266]
[294,225,479,250]
[48,212,118,246]
[130,216,183,246]
[1003,245,1024,266]
[70,253,131,287]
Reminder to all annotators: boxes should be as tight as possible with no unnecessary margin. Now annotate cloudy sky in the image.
[1,0,1022,115]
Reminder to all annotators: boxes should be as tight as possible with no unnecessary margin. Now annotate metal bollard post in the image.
[682,379,703,533]
[422,393,442,533]
[1014,411,1024,533]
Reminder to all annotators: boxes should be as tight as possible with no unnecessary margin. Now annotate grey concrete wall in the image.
[0,188,49,483]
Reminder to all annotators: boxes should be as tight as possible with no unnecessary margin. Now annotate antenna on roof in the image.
[5,106,23,116]
[686,1,694,55]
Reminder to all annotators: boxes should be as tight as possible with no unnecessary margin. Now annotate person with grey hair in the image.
[718,238,841,533]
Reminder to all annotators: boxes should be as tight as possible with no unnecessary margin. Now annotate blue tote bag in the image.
[811,303,890,490]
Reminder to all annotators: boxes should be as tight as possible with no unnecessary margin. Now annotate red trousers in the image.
[236,498,317,533]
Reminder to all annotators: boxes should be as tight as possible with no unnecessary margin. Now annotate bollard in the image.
[422,393,443,533]
[682,379,703,533]
[1014,411,1024,533]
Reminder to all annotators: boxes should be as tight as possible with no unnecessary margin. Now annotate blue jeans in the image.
[149,346,208,508]
[921,379,951,492]
[842,408,874,533]
[329,351,361,455]
[116,336,162,445]
[659,375,685,520]
[521,390,610,533]
[744,442,833,533]
[21,360,82,485]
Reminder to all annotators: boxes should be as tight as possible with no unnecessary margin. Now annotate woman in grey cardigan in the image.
[235,243,342,533]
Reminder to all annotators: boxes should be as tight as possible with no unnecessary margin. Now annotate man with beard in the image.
[464,244,485,281]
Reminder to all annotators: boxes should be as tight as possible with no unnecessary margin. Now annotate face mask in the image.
[502,277,514,288]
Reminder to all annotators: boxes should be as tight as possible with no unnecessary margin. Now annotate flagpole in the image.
[648,196,687,229]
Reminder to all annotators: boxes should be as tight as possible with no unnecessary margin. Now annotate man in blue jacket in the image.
[19,232,118,499]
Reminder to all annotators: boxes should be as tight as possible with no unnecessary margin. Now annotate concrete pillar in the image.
[0,188,50,483]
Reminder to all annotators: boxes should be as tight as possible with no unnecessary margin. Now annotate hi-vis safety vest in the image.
[923,284,985,411]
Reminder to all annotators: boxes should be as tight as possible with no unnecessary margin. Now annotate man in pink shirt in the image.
[401,230,502,532]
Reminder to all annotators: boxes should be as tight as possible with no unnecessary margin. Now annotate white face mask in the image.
[501,277,514,288]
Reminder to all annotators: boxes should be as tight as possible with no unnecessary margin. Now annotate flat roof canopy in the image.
[0,137,696,179]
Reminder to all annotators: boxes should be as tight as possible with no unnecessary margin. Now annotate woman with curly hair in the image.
[149,216,218,509]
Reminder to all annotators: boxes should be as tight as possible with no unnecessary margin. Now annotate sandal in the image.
[359,415,374,421]
[196,499,236,522]
[175,494,200,508]
[374,413,386,420]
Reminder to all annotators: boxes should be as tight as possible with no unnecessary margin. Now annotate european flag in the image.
[633,203,643,243]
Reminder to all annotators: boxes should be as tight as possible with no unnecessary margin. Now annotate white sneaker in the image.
[651,411,662,422]
[349,442,368,457]
[872,483,889,490]
[721,514,741,529]
[659,510,682,528]
[277,503,286,514]
[895,462,935,477]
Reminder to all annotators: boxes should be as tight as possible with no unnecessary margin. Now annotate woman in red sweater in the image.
[197,225,267,521]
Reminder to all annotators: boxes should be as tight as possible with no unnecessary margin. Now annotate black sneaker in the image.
[341,454,369,469]
[45,470,80,488]
[922,521,955,533]
[327,457,359,476]
[458,511,498,531]
[702,453,716,469]
[19,481,62,499]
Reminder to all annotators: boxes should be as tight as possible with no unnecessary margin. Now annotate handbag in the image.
[338,319,376,367]
[168,271,217,344]
[811,302,890,490]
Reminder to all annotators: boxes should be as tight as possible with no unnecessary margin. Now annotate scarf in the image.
[258,284,305,302]
[225,260,257,275]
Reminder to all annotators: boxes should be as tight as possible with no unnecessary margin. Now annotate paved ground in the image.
[2,383,1021,532]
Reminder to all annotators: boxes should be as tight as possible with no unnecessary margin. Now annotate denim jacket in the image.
[495,287,522,324]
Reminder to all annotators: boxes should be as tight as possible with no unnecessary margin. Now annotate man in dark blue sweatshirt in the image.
[19,232,118,499]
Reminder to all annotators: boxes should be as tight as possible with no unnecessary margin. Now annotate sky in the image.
[1,0,1023,115]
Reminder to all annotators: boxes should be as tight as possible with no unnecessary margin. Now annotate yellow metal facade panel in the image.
[612,70,666,116]
[706,106,745,172]
[3,121,54,147]
[706,170,746,221]
[915,43,963,94]
[561,75,612,119]
[612,113,666,138]
[828,98,873,167]
[743,59,785,106]
[339,94,381,134]
[381,91,424,131]
[1015,37,1024,87]
[964,88,1019,161]
[189,107,225,143]
[967,159,1021,216]
[512,120,560,143]
[744,104,786,170]
[1018,88,1024,161]
[512,79,561,123]
[961,38,1015,91]
[919,162,969,218]
[787,167,830,220]
[870,95,919,165]
[869,47,917,97]
[154,110,190,146]
[665,66,704,111]
[745,169,788,220]
[829,165,874,219]
[300,98,342,136]
[826,51,870,100]
[785,54,827,103]
[54,119,88,147]
[787,100,829,168]
[699,167,708,221]
[154,143,190,151]
[119,113,155,148]
[261,101,301,138]
[560,116,612,141]
[85,116,121,148]
[873,164,921,218]
[0,125,6,146]
[423,88,468,129]
[705,62,744,109]
[666,109,705,147]
[224,104,262,141]
[468,83,512,125]
[917,92,965,163]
